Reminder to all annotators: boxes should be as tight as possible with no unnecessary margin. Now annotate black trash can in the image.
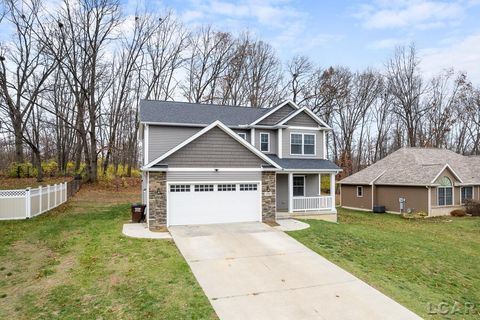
[131,204,146,222]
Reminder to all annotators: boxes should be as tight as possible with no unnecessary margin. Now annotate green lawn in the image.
[289,208,480,319]
[0,186,216,320]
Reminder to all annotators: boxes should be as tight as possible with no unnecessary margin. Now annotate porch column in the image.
[288,173,293,213]
[318,174,322,196]
[330,172,336,212]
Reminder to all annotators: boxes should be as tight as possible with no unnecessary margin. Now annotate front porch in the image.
[275,172,337,220]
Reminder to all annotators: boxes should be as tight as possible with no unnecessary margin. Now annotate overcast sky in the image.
[140,0,480,84]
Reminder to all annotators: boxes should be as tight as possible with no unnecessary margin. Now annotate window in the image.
[356,186,363,197]
[170,185,190,192]
[303,134,315,155]
[293,176,305,197]
[437,176,453,206]
[239,184,257,191]
[218,184,236,191]
[291,134,303,155]
[260,133,270,152]
[290,133,315,155]
[461,186,473,204]
[238,132,247,140]
[194,184,214,192]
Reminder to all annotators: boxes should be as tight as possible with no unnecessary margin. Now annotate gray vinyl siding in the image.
[255,129,277,154]
[234,129,250,142]
[282,128,325,159]
[258,104,295,125]
[276,174,288,210]
[285,111,319,127]
[167,171,261,182]
[305,174,320,196]
[159,127,267,168]
[148,125,199,162]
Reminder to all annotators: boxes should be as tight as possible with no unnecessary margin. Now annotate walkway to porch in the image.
[276,210,338,223]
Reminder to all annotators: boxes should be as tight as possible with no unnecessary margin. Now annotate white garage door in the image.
[168,182,261,226]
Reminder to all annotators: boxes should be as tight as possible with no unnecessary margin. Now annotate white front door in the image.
[168,182,262,226]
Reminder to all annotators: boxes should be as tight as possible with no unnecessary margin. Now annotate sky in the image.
[135,0,480,84]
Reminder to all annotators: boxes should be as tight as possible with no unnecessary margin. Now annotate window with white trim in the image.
[293,176,305,197]
[238,132,247,140]
[194,184,214,192]
[218,184,236,191]
[461,186,473,204]
[239,184,257,191]
[290,133,315,155]
[170,185,191,192]
[260,133,270,152]
[356,186,363,197]
[437,176,453,206]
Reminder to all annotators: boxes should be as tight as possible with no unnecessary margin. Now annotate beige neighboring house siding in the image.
[159,127,267,168]
[341,185,372,210]
[258,104,295,125]
[375,185,428,213]
[282,128,324,159]
[285,111,319,127]
[148,126,200,162]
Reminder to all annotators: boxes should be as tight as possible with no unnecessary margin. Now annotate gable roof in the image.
[277,107,332,129]
[140,100,269,126]
[142,120,281,170]
[340,148,480,186]
[250,100,298,125]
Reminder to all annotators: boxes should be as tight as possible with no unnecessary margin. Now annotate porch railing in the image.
[292,196,333,212]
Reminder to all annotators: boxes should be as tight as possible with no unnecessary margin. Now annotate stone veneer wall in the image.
[148,171,167,230]
[262,172,276,222]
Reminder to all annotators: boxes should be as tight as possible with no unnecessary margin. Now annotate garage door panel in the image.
[168,183,261,226]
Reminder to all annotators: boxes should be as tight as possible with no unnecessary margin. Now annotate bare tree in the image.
[183,26,234,103]
[332,68,382,176]
[386,44,429,147]
[0,0,56,169]
[286,55,313,104]
[143,11,188,100]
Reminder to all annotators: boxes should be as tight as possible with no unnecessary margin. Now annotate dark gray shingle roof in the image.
[140,100,270,126]
[267,155,341,170]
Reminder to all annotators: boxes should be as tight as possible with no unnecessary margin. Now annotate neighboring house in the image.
[139,100,341,229]
[339,148,480,216]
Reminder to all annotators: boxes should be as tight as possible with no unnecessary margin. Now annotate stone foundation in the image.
[262,172,276,222]
[148,172,167,230]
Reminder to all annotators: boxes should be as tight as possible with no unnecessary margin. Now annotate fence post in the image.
[54,184,57,206]
[63,182,67,202]
[25,188,31,219]
[39,186,42,214]
[47,184,51,209]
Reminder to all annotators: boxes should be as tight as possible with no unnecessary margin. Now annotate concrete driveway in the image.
[169,222,420,320]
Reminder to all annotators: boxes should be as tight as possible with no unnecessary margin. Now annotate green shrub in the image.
[6,162,36,178]
[42,160,59,177]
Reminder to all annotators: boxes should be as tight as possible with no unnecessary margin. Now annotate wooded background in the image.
[1,0,479,182]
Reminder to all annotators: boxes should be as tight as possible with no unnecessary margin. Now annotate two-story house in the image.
[139,100,341,229]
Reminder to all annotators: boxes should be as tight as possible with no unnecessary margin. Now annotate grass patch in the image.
[288,208,480,319]
[0,185,216,320]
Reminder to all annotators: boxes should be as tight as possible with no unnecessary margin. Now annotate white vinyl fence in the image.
[0,182,68,220]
